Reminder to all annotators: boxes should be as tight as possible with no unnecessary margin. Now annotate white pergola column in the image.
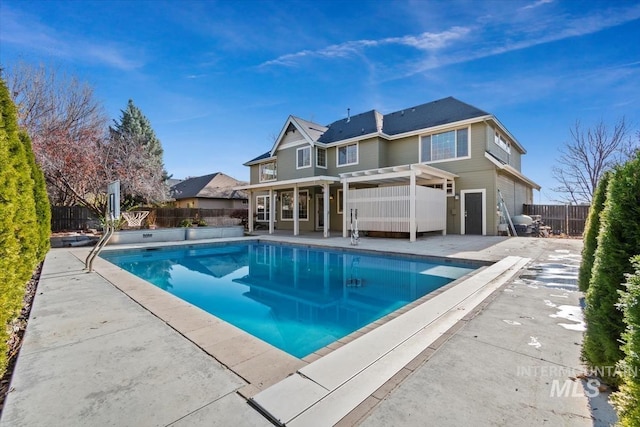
[247,190,253,233]
[293,185,299,236]
[323,183,330,238]
[442,178,447,236]
[342,179,348,238]
[268,188,275,234]
[410,171,416,242]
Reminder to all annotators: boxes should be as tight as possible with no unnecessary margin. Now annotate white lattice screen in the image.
[347,185,445,233]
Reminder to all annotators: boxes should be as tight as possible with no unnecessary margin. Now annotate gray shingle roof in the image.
[170,173,247,200]
[382,97,489,135]
[318,110,378,144]
[245,96,493,161]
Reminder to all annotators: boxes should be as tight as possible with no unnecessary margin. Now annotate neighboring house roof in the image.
[166,178,184,187]
[170,172,248,200]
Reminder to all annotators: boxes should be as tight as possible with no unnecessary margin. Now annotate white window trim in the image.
[494,131,512,154]
[255,195,272,222]
[419,126,471,164]
[336,189,343,213]
[259,161,277,183]
[280,190,309,221]
[336,142,359,167]
[316,147,327,169]
[296,146,312,170]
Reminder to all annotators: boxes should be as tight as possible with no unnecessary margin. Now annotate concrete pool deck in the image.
[0,235,615,426]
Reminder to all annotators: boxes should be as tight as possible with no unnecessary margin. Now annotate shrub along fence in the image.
[523,204,590,236]
[51,206,248,231]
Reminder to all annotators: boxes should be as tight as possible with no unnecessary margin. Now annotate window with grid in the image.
[420,128,469,162]
[297,146,311,169]
[316,147,327,168]
[337,143,358,166]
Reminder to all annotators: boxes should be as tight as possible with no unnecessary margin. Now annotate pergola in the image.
[339,163,458,242]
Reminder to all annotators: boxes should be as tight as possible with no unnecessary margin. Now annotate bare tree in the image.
[552,118,634,204]
[4,62,169,217]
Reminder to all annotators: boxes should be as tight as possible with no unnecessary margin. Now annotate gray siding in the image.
[275,145,315,181]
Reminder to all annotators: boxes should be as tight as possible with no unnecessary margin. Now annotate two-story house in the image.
[238,97,539,241]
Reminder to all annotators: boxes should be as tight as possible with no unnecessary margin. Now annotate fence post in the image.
[565,204,569,236]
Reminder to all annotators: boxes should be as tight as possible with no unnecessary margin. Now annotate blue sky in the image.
[1,0,639,202]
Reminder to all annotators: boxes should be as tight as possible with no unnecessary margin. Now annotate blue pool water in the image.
[101,242,476,358]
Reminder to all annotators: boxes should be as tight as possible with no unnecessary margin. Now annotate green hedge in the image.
[578,171,610,292]
[612,256,640,426]
[583,153,640,384]
[0,78,49,374]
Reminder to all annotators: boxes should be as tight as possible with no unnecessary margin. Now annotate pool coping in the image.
[85,236,492,395]
[249,255,530,426]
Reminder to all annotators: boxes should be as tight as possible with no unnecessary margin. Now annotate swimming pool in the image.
[101,242,476,358]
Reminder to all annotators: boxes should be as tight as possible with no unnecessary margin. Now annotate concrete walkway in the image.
[0,236,615,426]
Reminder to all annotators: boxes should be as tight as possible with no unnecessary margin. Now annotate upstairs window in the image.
[337,142,358,167]
[421,128,469,163]
[259,161,277,182]
[494,132,511,154]
[297,146,311,169]
[316,147,327,168]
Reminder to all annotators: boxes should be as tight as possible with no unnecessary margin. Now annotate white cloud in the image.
[522,0,554,10]
[259,26,470,68]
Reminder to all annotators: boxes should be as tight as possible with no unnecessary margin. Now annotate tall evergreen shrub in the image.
[20,130,50,260]
[578,171,610,292]
[0,78,45,374]
[611,256,640,426]
[0,79,25,373]
[583,154,640,383]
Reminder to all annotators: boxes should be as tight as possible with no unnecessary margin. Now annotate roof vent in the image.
[347,108,351,123]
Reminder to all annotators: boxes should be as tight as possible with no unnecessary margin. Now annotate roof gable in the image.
[382,97,489,135]
[270,116,328,156]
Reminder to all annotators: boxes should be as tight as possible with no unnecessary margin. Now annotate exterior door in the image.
[315,194,324,230]
[464,192,483,235]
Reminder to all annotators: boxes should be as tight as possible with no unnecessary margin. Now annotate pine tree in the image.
[578,171,610,292]
[583,153,640,384]
[111,99,166,176]
[109,100,169,209]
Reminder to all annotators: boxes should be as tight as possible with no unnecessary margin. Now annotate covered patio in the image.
[237,176,340,238]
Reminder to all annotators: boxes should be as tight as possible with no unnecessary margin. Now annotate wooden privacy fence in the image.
[51,206,98,232]
[523,204,590,236]
[51,206,248,231]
